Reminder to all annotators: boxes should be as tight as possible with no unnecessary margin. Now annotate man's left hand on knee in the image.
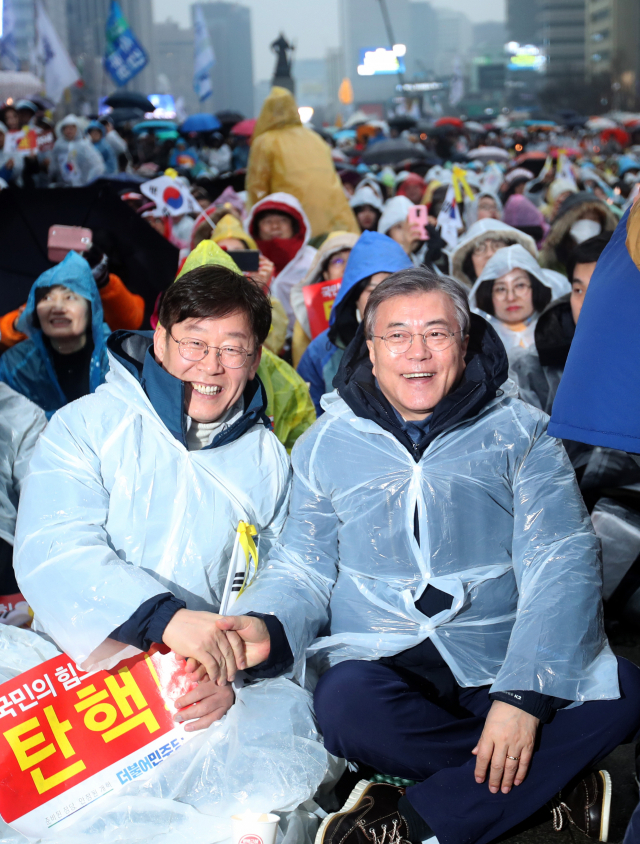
[473,701,539,794]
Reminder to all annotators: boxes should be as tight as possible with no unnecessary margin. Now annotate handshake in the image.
[162,608,272,686]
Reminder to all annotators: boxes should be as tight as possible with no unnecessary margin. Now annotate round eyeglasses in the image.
[170,334,253,369]
[372,329,462,354]
[492,281,532,300]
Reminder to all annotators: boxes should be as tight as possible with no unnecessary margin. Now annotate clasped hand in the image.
[162,609,271,686]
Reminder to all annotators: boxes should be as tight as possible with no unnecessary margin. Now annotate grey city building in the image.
[194,3,254,119]
[153,20,200,115]
[506,0,540,45]
[338,0,439,108]
[537,0,586,82]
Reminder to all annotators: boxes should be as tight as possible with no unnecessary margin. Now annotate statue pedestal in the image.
[272,76,295,94]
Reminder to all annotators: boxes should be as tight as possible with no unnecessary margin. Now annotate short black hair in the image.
[474,271,552,316]
[566,231,613,281]
[159,266,272,345]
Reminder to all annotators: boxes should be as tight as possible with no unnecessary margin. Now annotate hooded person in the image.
[0,120,24,186]
[87,119,117,175]
[0,251,110,418]
[49,115,106,187]
[470,244,570,353]
[289,231,360,366]
[246,192,317,331]
[395,172,427,204]
[539,192,618,274]
[541,177,579,222]
[208,212,288,356]
[176,241,315,452]
[378,195,445,270]
[221,268,637,844]
[297,230,413,416]
[463,190,503,228]
[10,266,332,844]
[0,383,46,599]
[502,194,550,248]
[0,246,145,351]
[350,184,383,233]
[449,218,538,289]
[246,87,359,238]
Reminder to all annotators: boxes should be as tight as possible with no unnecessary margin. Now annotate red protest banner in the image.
[0,647,197,838]
[0,593,30,627]
[302,279,342,339]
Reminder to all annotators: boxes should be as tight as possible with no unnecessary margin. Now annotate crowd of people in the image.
[2,84,640,844]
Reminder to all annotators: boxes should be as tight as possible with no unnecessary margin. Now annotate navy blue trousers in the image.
[314,658,640,844]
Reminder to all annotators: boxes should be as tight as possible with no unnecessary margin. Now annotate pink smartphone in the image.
[407,205,429,241]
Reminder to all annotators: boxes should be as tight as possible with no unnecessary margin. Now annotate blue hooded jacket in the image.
[297,230,413,415]
[0,251,110,418]
[548,206,640,451]
[87,121,117,175]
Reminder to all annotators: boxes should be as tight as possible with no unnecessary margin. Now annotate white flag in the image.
[437,184,463,250]
[35,1,79,103]
[140,175,201,217]
[193,4,215,102]
[0,0,20,71]
[449,56,464,108]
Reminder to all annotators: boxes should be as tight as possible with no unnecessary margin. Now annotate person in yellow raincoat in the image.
[177,241,315,452]
[207,212,288,356]
[247,87,359,239]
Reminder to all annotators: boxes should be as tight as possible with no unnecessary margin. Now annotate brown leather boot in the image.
[550,770,612,841]
[316,780,411,844]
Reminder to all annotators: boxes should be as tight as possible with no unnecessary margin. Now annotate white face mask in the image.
[570,218,602,244]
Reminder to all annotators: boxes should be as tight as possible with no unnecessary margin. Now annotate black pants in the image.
[315,658,640,844]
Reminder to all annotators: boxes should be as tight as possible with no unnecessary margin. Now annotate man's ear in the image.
[153,324,167,365]
[366,338,377,377]
[461,333,470,357]
[247,344,262,380]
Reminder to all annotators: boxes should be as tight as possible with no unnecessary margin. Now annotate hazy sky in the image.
[152,0,505,80]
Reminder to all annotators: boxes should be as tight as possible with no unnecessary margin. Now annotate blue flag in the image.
[104,0,148,86]
[193,4,215,101]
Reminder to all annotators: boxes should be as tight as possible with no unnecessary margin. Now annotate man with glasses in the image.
[16,263,293,705]
[222,268,640,844]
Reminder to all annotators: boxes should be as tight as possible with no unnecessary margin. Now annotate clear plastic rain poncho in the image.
[233,386,619,703]
[469,244,571,353]
[0,383,46,545]
[7,334,334,842]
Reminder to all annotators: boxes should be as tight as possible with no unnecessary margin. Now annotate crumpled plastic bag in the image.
[0,628,333,844]
[591,498,640,620]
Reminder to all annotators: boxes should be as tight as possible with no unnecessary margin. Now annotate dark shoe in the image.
[316,780,410,844]
[551,770,612,841]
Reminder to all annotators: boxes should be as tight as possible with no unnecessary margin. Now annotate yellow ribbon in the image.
[236,521,259,597]
[452,165,475,204]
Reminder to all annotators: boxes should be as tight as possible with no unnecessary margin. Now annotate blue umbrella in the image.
[132,120,178,134]
[180,113,222,133]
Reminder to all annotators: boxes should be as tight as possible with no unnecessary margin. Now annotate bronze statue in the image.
[271,34,295,94]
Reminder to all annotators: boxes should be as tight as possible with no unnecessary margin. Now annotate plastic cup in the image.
[231,812,280,844]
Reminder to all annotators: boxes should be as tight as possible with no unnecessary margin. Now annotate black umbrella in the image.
[105,91,154,112]
[216,110,245,126]
[108,107,145,126]
[388,116,418,133]
[0,185,178,322]
[361,138,429,166]
[194,170,246,198]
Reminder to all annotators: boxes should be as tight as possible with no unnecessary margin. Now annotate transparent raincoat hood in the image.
[449,218,538,288]
[0,251,110,417]
[470,243,571,310]
[234,318,618,703]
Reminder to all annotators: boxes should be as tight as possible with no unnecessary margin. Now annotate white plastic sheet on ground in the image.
[0,628,333,844]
